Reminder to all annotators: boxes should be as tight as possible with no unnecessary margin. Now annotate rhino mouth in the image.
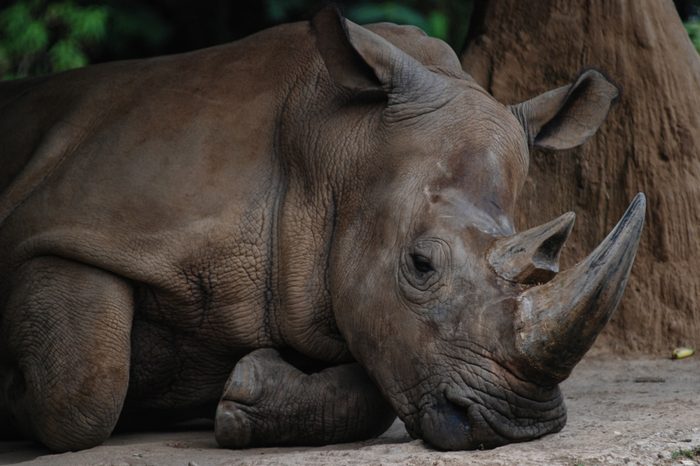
[414,383,566,450]
[449,388,565,444]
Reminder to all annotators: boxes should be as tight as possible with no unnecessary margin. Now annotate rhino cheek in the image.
[334,286,434,423]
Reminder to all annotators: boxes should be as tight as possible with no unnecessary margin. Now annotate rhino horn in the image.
[489,211,575,285]
[513,193,645,383]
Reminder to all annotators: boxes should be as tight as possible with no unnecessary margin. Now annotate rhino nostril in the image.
[419,399,473,450]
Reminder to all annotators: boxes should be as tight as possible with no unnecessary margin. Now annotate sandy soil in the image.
[1,356,699,466]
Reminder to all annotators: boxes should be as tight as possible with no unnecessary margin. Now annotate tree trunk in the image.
[461,0,700,354]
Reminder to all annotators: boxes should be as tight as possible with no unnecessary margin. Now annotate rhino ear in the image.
[311,6,381,93]
[310,6,436,98]
[509,70,620,150]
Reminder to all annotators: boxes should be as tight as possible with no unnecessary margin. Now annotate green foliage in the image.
[685,19,700,53]
[263,0,470,48]
[671,446,700,460]
[348,3,433,34]
[1,3,49,56]
[102,3,171,59]
[48,38,86,70]
[266,0,311,22]
[427,10,448,41]
[0,0,107,79]
[345,3,453,43]
[46,2,108,42]
[0,1,171,80]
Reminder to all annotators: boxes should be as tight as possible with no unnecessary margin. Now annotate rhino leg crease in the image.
[215,348,396,448]
[0,256,133,452]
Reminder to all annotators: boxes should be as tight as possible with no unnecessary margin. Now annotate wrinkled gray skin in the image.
[0,8,643,452]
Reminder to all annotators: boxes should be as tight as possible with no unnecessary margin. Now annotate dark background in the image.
[0,0,698,80]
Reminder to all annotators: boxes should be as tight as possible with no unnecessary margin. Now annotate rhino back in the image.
[0,24,307,273]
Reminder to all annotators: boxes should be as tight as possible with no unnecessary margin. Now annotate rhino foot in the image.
[215,348,395,448]
[215,400,253,448]
[214,349,274,448]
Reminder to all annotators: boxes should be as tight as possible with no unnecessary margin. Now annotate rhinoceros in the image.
[0,6,644,452]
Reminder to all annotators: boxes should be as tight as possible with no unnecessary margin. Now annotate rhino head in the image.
[307,8,645,450]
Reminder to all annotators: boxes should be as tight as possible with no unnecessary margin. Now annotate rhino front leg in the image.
[0,256,133,451]
[215,348,396,447]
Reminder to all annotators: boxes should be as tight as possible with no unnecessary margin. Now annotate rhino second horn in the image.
[514,193,646,384]
[489,212,576,285]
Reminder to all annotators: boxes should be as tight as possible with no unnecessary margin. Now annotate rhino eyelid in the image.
[411,253,434,274]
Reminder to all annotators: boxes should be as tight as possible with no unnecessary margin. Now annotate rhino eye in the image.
[411,253,434,275]
[399,240,447,301]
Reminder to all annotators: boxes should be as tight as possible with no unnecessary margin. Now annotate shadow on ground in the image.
[1,357,699,466]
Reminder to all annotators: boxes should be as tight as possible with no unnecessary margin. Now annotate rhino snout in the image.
[417,387,566,450]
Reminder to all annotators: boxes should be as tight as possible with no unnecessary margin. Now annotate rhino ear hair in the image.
[509,69,620,150]
[310,5,432,98]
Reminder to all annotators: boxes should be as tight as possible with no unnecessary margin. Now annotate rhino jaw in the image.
[514,193,646,383]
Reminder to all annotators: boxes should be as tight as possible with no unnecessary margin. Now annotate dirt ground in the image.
[1,356,699,466]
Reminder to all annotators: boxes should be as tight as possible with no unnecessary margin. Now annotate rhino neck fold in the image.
[268,46,385,363]
[273,179,351,362]
[270,69,353,362]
